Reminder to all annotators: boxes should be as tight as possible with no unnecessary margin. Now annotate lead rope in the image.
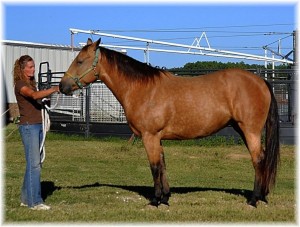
[40,93,60,163]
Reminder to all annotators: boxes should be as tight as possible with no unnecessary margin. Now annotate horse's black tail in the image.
[261,80,280,195]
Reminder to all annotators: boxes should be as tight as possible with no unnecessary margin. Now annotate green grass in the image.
[3,123,296,224]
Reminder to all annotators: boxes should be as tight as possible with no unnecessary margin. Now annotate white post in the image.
[272,53,275,78]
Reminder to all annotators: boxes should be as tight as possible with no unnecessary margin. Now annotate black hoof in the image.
[149,198,160,207]
[161,201,169,206]
[260,196,268,204]
[161,196,170,206]
[247,200,257,208]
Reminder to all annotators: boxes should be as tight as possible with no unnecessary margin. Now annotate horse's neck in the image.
[100,66,142,108]
[99,58,169,113]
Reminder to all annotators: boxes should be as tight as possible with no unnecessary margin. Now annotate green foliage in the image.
[170,61,290,71]
[4,124,296,223]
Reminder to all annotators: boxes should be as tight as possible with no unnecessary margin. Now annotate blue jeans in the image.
[18,123,43,207]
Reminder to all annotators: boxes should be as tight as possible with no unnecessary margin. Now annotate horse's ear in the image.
[87,38,93,45]
[95,38,101,47]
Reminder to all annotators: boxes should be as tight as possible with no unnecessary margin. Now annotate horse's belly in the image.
[161,113,230,140]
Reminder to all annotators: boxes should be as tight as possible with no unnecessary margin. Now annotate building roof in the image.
[2,40,81,51]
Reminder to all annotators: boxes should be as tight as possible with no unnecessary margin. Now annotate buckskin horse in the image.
[59,38,279,208]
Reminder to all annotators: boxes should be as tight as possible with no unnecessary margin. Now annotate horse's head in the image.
[59,38,101,95]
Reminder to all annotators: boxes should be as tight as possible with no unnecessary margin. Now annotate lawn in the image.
[3,123,296,224]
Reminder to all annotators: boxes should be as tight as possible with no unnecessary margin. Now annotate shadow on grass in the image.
[41,181,253,203]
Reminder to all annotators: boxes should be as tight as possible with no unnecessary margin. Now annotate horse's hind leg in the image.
[142,133,170,206]
[160,150,170,205]
[243,131,267,207]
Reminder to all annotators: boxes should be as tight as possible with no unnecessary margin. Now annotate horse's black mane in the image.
[99,46,164,82]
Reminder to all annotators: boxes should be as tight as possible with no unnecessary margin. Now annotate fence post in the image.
[290,67,296,124]
[85,86,91,138]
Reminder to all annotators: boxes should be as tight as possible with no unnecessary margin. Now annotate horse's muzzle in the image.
[59,80,73,95]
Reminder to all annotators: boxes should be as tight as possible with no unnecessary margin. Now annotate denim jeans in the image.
[18,123,43,207]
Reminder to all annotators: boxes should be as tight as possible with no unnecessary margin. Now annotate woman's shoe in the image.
[30,204,51,210]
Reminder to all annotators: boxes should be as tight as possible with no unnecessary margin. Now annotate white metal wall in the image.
[2,40,80,103]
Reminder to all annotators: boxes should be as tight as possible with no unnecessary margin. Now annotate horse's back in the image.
[168,68,269,109]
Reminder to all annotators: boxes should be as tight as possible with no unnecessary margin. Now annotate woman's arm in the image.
[20,86,60,100]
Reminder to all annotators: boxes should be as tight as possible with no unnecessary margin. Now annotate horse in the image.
[59,38,279,208]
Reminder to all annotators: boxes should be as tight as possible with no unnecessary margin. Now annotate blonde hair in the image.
[13,55,36,87]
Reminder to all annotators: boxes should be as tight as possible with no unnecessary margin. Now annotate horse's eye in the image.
[77,60,83,65]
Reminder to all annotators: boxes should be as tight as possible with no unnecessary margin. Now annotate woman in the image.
[14,55,59,210]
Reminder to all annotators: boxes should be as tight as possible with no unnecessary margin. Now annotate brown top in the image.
[14,80,42,125]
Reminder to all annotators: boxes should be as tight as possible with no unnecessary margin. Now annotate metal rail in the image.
[70,28,293,64]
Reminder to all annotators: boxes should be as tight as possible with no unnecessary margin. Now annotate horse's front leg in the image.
[142,133,170,206]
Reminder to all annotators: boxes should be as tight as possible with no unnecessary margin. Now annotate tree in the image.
[169,61,290,71]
